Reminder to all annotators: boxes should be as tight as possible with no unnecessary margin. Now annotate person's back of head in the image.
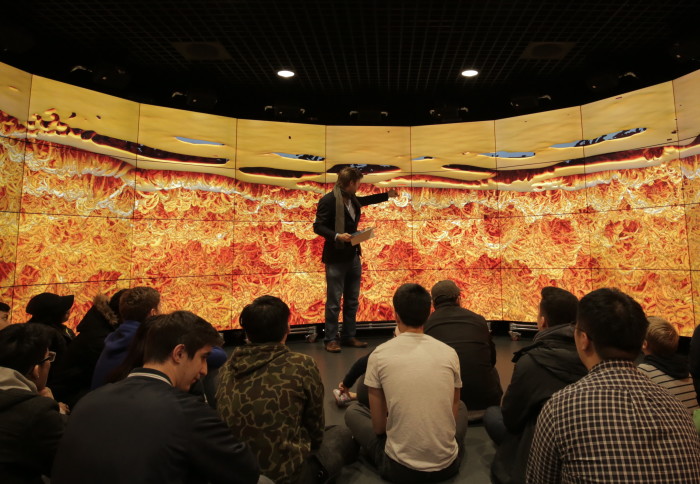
[108,289,128,326]
[577,287,648,360]
[539,286,578,327]
[430,280,461,307]
[119,286,160,322]
[644,316,679,358]
[0,323,53,389]
[393,283,431,328]
[240,295,290,344]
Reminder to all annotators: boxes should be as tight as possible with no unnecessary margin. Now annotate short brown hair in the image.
[336,166,363,189]
[644,316,679,358]
[119,287,160,322]
[143,311,223,363]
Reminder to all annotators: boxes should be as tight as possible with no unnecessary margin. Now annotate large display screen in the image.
[1,61,699,335]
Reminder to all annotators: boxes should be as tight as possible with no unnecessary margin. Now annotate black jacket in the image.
[491,324,588,484]
[51,295,119,406]
[424,301,502,411]
[313,190,388,264]
[0,368,65,484]
[52,368,259,484]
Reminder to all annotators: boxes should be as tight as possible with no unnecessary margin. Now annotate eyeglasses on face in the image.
[39,351,56,364]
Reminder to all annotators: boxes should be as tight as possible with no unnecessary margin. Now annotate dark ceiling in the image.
[3,0,700,125]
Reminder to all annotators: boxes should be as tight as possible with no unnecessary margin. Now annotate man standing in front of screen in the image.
[314,167,397,353]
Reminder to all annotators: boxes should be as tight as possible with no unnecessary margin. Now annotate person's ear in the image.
[575,327,592,353]
[172,343,187,363]
[642,340,648,351]
[27,364,40,384]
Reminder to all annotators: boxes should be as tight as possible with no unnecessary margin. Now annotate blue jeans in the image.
[324,254,362,343]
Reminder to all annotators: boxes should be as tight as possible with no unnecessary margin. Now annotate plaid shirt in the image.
[526,360,700,484]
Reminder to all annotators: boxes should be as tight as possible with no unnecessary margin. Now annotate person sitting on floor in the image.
[526,288,700,483]
[425,279,502,420]
[638,315,699,413]
[345,283,468,484]
[0,323,67,484]
[50,289,126,406]
[485,286,587,484]
[51,310,261,484]
[217,295,356,484]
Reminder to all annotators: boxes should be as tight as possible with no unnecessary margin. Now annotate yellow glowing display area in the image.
[2,62,700,334]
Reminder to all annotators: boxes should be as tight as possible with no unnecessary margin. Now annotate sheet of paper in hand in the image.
[351,227,375,246]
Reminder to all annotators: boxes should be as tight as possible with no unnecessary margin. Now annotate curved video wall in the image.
[1,61,700,334]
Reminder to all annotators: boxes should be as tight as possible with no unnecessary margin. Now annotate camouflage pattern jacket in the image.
[216,343,324,484]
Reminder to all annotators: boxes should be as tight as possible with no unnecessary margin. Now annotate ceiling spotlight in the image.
[461,69,479,77]
[277,70,295,78]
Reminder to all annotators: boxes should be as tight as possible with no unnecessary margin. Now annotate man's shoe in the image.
[325,341,342,353]
[341,337,368,348]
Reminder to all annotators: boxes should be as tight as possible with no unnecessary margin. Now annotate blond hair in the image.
[645,316,679,358]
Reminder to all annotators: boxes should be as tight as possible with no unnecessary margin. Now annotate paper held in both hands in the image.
[351,227,375,246]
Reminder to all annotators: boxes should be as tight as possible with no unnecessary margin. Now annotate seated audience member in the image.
[26,292,76,400]
[526,288,700,484]
[0,323,66,484]
[52,311,260,484]
[0,302,10,330]
[51,289,126,406]
[91,286,160,388]
[26,292,75,355]
[690,322,700,400]
[485,286,587,484]
[639,316,699,412]
[335,352,370,407]
[92,287,227,389]
[425,280,502,419]
[217,295,355,484]
[345,283,468,484]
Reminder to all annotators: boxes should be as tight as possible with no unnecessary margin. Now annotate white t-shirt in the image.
[365,332,462,472]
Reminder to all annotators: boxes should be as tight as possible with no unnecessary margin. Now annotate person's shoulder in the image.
[319,191,336,203]
[287,351,320,371]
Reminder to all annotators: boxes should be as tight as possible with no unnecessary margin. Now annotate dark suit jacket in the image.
[313,190,388,264]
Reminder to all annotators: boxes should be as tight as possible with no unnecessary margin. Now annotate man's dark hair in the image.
[540,286,578,327]
[106,315,162,383]
[119,287,160,322]
[393,283,431,328]
[0,302,9,312]
[336,166,364,189]
[143,311,223,364]
[240,295,290,344]
[0,323,53,376]
[577,287,648,360]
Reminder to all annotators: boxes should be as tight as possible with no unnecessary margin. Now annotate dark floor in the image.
[286,331,531,484]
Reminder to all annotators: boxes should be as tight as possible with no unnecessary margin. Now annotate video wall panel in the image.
[501,268,593,322]
[1,61,700,335]
[0,137,25,212]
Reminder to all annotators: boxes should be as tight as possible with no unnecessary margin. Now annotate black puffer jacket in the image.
[491,323,588,484]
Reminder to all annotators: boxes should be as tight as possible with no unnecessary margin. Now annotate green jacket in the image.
[216,343,324,484]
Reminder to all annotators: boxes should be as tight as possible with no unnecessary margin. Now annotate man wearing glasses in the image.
[0,323,68,483]
[526,288,700,483]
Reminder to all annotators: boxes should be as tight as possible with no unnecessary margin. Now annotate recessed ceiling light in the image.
[277,70,295,78]
[461,69,479,77]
